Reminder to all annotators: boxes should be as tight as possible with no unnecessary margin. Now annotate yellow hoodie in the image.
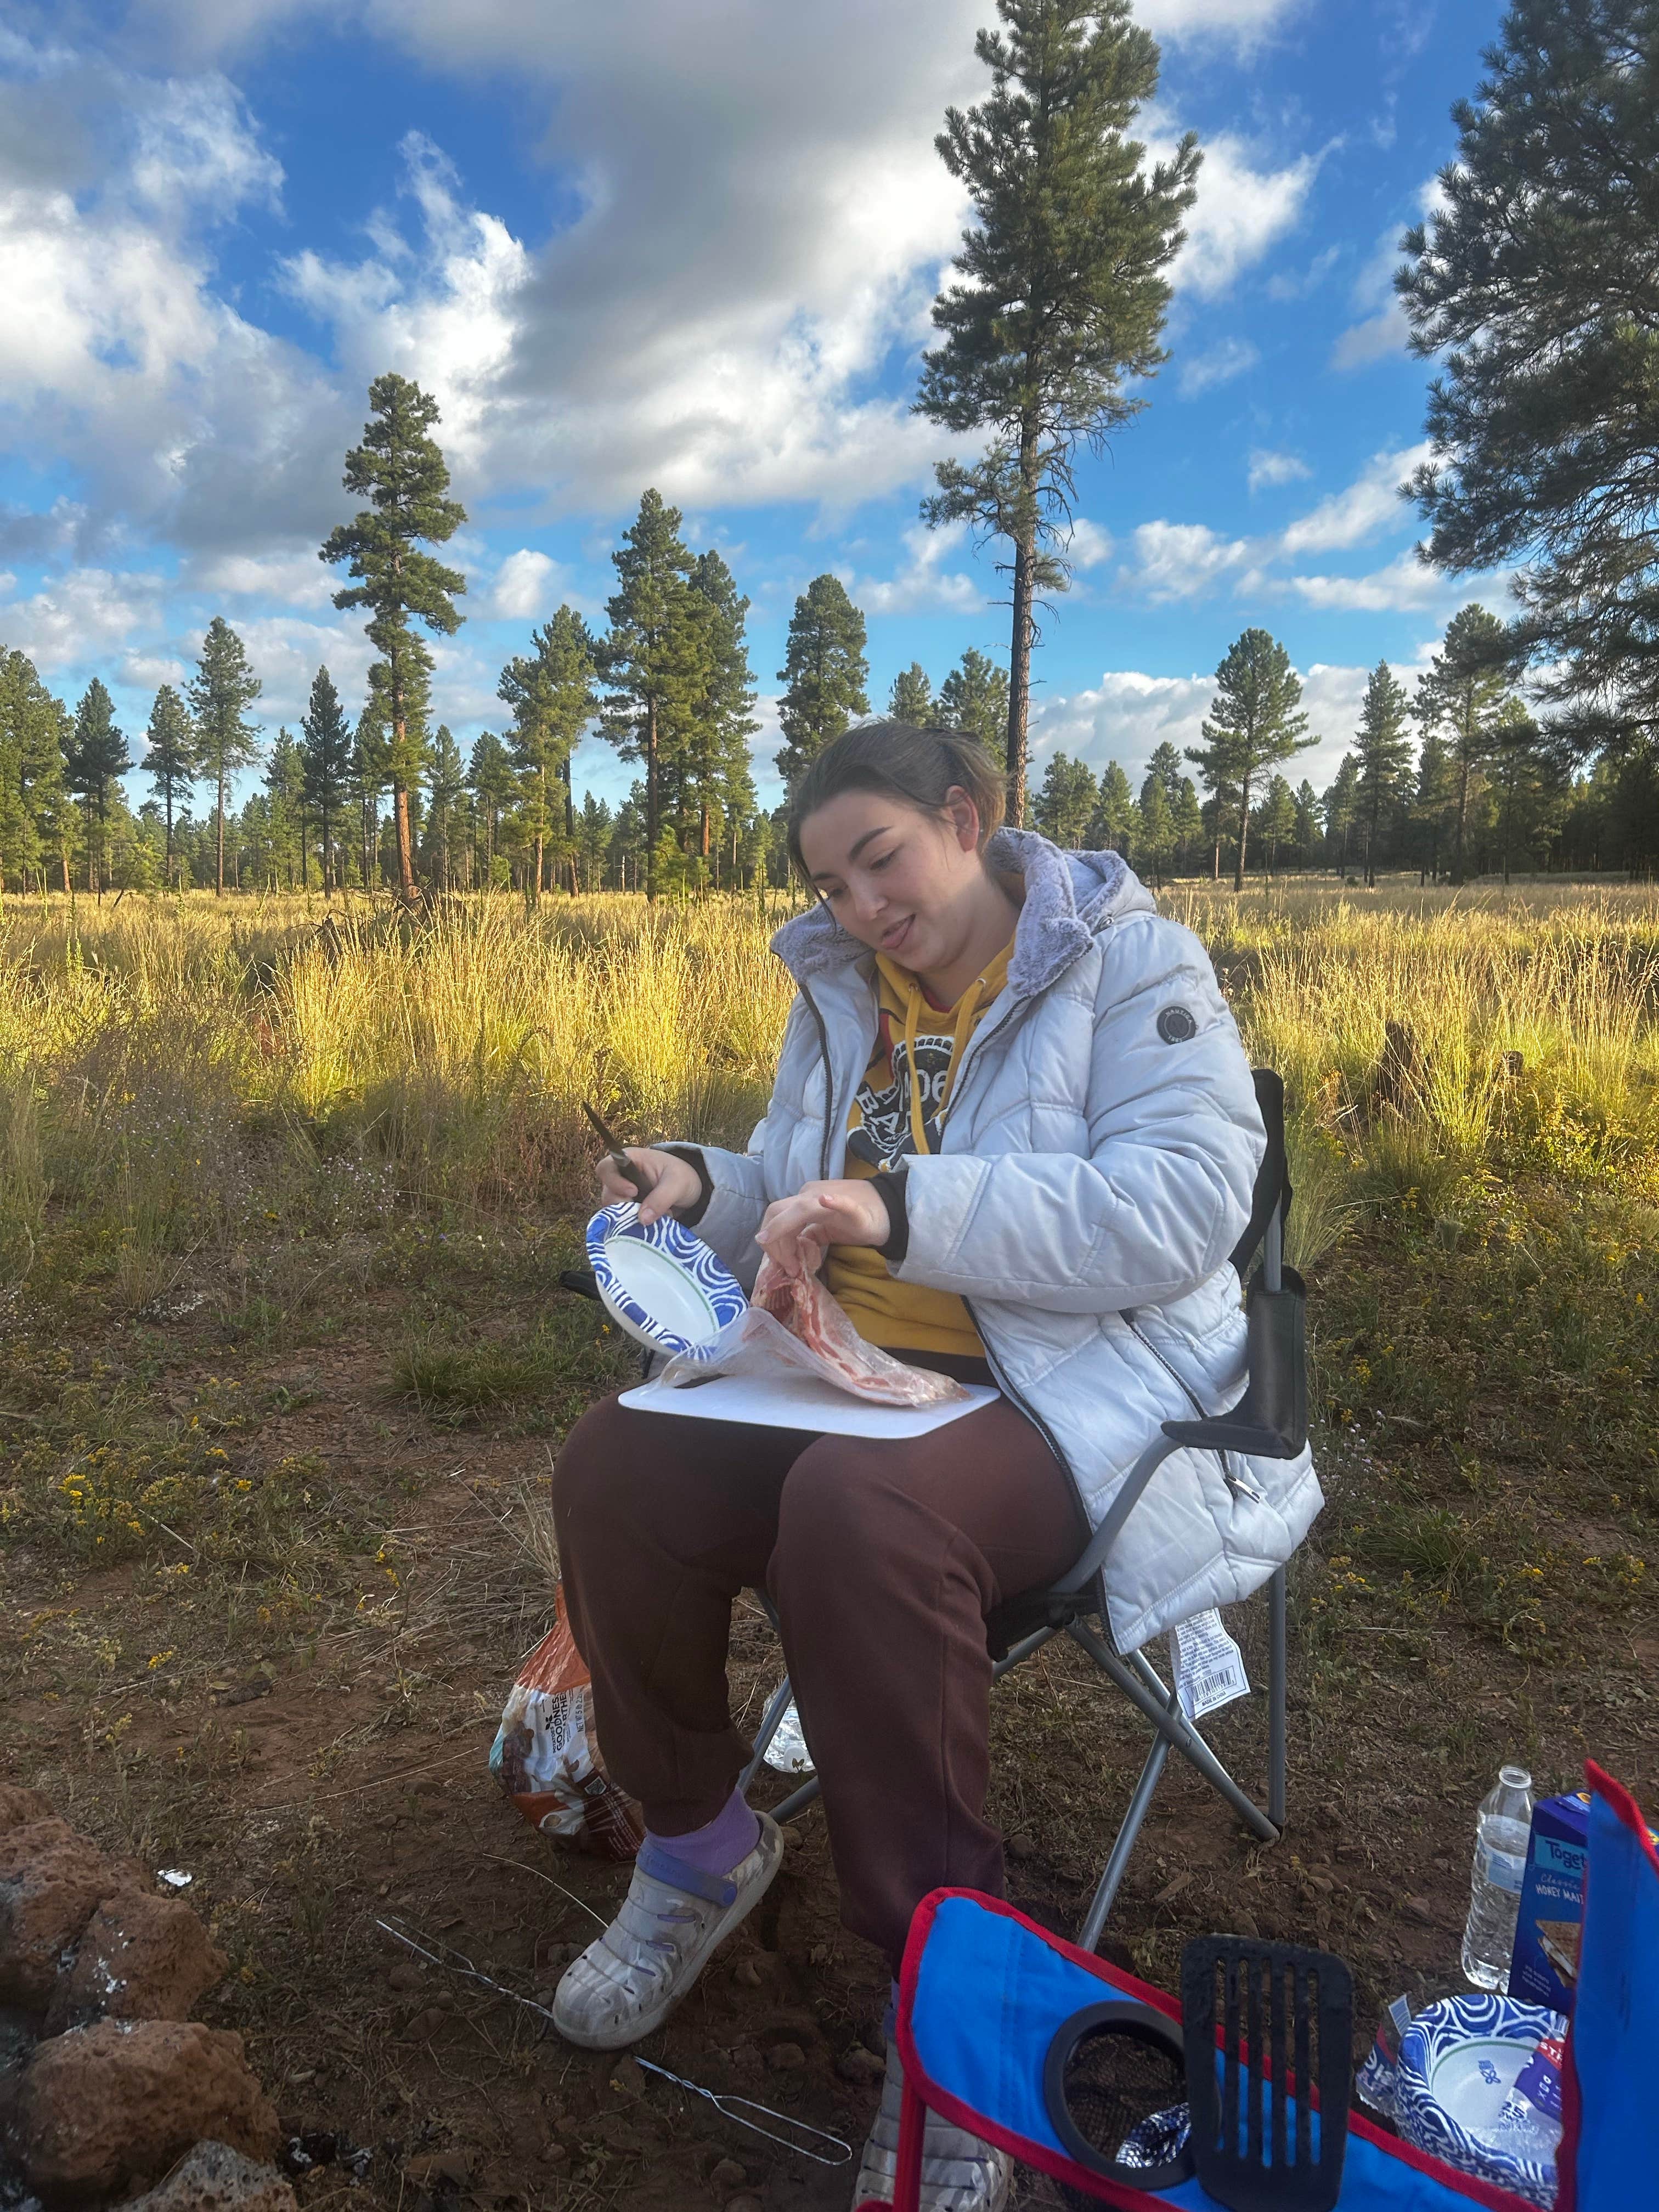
[824,938,1013,1357]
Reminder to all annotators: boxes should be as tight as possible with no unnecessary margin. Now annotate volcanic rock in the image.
[119,2140,297,2212]
[0,1787,53,1835]
[44,1892,228,2036]
[0,1821,146,2011]
[10,2017,280,2199]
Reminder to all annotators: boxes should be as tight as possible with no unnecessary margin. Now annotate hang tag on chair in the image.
[1166,1609,1250,1723]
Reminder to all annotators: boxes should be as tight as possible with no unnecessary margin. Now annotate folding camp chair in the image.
[741,1066,1307,1950]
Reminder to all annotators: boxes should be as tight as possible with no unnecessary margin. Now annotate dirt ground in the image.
[3,1199,1655,2210]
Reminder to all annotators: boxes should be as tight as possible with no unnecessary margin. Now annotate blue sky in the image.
[0,0,1510,817]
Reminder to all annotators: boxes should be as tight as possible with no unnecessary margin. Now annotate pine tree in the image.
[1032,752,1098,845]
[1293,779,1321,867]
[300,667,352,896]
[684,550,760,879]
[1088,760,1135,853]
[1187,629,1315,891]
[1397,0,1659,756]
[1413,603,1513,883]
[1144,739,1184,809]
[0,648,72,894]
[423,726,466,891]
[350,713,391,890]
[1138,773,1175,883]
[188,617,262,895]
[937,650,1010,752]
[775,575,869,793]
[467,732,517,889]
[1412,729,1457,880]
[140,685,194,888]
[1259,775,1298,878]
[1171,776,1204,872]
[321,374,466,901]
[263,728,304,888]
[65,679,131,897]
[888,663,936,723]
[501,607,597,899]
[1322,755,1360,876]
[916,0,1199,823]
[1353,660,1415,886]
[575,793,614,891]
[600,490,707,898]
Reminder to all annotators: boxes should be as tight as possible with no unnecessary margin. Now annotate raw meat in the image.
[663,1252,967,1409]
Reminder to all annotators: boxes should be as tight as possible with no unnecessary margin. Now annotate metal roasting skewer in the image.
[375,1917,852,2168]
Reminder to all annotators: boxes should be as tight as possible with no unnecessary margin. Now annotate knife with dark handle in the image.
[583,1101,652,1198]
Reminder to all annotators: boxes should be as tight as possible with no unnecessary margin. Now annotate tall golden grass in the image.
[1,881,1655,1291]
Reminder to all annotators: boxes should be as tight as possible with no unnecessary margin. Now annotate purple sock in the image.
[644,1788,759,1879]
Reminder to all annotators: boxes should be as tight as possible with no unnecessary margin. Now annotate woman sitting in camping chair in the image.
[551,720,1320,2211]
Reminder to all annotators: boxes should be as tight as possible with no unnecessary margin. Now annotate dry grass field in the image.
[1,879,1655,2208]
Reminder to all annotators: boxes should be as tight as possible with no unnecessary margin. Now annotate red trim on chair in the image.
[893,1888,1540,2212]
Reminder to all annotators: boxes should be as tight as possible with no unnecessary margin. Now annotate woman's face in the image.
[797,786,984,971]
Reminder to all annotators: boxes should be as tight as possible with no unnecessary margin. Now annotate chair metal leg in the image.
[770,1774,822,1822]
[1077,1700,1176,1951]
[1066,1620,1279,1845]
[1268,1565,1288,1831]
[739,1671,798,1795]
[991,1626,1056,1680]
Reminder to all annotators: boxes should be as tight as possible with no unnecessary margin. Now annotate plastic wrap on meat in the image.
[661,1254,967,1408]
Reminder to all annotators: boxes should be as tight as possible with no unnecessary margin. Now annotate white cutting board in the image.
[618,1369,1000,1438]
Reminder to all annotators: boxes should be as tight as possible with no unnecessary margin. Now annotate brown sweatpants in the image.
[552,1370,1085,1970]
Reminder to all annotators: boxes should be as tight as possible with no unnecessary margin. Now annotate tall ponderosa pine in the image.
[1413,729,1457,881]
[350,713,391,890]
[500,607,597,898]
[889,664,936,723]
[142,685,194,886]
[600,490,706,899]
[1413,603,1513,883]
[300,667,353,895]
[188,617,262,895]
[423,725,467,891]
[1259,775,1299,877]
[464,733,515,887]
[938,649,1009,753]
[321,374,466,900]
[1323,755,1360,874]
[0,647,72,894]
[917,0,1199,822]
[775,575,869,793]
[681,550,759,878]
[1032,751,1097,845]
[66,679,131,896]
[1188,629,1315,890]
[1353,661,1415,886]
[1397,0,1659,757]
[263,729,305,889]
[1089,759,1135,851]
[1137,772,1175,882]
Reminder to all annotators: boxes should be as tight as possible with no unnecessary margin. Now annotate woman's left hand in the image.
[756,1180,890,1277]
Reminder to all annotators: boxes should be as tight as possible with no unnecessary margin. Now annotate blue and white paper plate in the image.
[585,1202,747,1362]
[1393,1993,1564,2209]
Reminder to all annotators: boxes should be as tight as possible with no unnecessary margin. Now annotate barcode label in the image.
[1167,1609,1250,1723]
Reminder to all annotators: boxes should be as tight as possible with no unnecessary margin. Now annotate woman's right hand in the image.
[596,1147,703,1227]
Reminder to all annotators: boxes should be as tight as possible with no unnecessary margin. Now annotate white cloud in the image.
[1286,550,1448,613]
[184,548,336,607]
[130,74,283,222]
[1136,0,1307,46]
[1277,443,1429,556]
[1179,336,1260,396]
[1265,242,1339,302]
[1248,448,1311,492]
[1171,132,1322,299]
[855,521,983,616]
[1122,520,1252,602]
[0,568,166,675]
[1330,182,1442,371]
[491,548,571,622]
[1065,517,1114,570]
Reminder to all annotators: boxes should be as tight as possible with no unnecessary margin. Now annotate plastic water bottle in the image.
[763,1692,815,1775]
[1461,1765,1535,1991]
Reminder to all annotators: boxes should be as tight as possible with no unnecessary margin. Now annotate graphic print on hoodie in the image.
[823,939,1013,1358]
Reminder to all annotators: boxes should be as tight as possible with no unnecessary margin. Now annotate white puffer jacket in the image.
[684,828,1322,1652]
